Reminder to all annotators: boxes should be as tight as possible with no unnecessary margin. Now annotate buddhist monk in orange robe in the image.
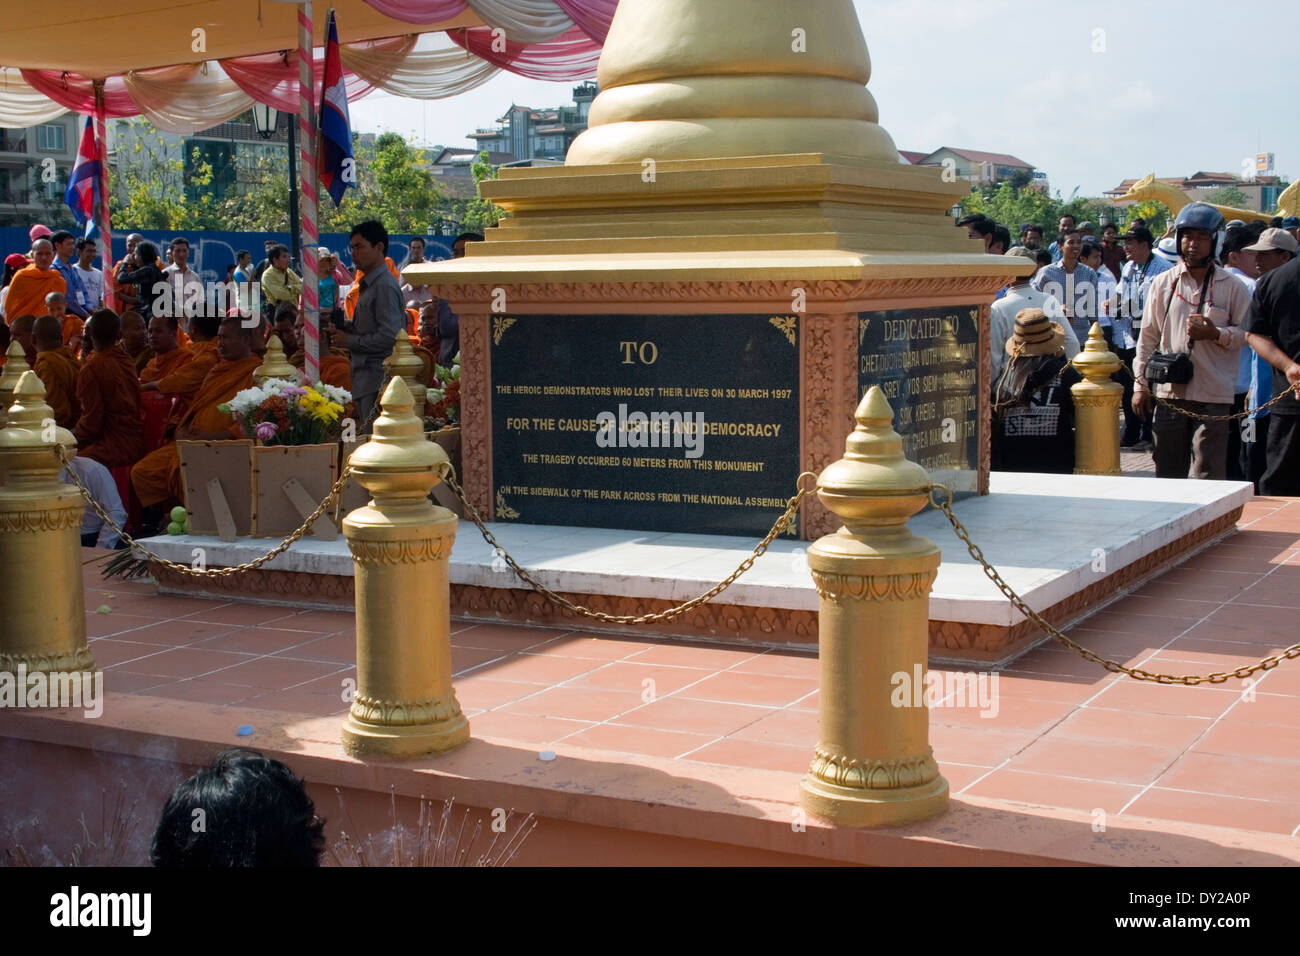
[290,315,351,389]
[8,315,37,366]
[119,311,154,375]
[41,291,83,348]
[74,310,144,468]
[141,312,220,419]
[139,313,193,384]
[2,239,65,323]
[131,316,262,508]
[31,315,79,429]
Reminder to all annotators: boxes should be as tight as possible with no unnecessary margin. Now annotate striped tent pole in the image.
[297,1,321,384]
[93,82,114,311]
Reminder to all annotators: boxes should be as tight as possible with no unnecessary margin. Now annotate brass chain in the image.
[929,483,1300,685]
[442,467,819,625]
[1111,354,1299,421]
[55,444,353,578]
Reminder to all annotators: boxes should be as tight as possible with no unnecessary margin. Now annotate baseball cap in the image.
[5,252,29,269]
[1004,246,1038,263]
[1243,227,1299,254]
[1282,216,1300,229]
[1121,226,1155,245]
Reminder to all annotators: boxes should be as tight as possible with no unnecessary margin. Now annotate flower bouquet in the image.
[424,353,461,428]
[220,378,352,446]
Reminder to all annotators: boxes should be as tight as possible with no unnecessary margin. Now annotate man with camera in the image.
[1133,203,1252,479]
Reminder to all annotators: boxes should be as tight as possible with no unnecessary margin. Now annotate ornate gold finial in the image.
[567,0,897,164]
[816,386,931,530]
[347,377,447,506]
[253,333,299,384]
[0,340,33,425]
[0,370,76,461]
[383,331,427,414]
[1071,322,1121,385]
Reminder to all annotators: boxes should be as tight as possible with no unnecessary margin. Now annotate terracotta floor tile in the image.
[195,628,320,656]
[790,689,818,712]
[176,602,301,626]
[451,623,569,652]
[84,612,166,639]
[1058,610,1191,641]
[1109,594,1223,621]
[1156,751,1300,804]
[146,678,261,705]
[96,594,227,619]
[104,619,236,646]
[1122,788,1300,836]
[1007,648,1128,681]
[1254,663,1300,696]
[521,635,653,661]
[929,722,1032,766]
[466,711,595,746]
[471,653,604,684]
[211,657,346,691]
[107,646,255,679]
[1005,737,1183,786]
[453,676,551,711]
[448,645,507,675]
[683,738,810,775]
[934,695,1076,735]
[964,768,1143,814]
[499,686,643,722]
[730,651,819,680]
[991,672,1117,704]
[624,642,761,670]
[264,609,356,633]
[279,670,356,701]
[564,661,715,697]
[99,670,170,694]
[1088,681,1240,718]
[1229,585,1300,609]
[1220,693,1300,728]
[727,707,818,748]
[1182,615,1298,646]
[1055,708,1212,749]
[1192,720,1300,762]
[1146,636,1289,667]
[1152,567,1263,590]
[1132,579,1252,604]
[563,724,717,760]
[83,639,171,669]
[611,696,770,737]
[1176,552,1288,574]
[939,763,996,793]
[240,690,351,718]
[677,671,816,708]
[272,634,359,665]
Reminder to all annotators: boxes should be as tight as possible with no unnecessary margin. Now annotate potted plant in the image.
[423,355,461,489]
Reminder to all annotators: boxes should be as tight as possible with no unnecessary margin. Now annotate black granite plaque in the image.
[857,305,981,486]
[490,314,800,536]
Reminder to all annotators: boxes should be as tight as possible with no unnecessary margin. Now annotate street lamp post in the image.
[252,103,302,270]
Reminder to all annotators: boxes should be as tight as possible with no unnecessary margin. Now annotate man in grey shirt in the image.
[340,220,405,429]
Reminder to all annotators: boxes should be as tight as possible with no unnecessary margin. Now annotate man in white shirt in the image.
[991,247,1080,385]
[73,237,104,310]
[163,237,206,321]
[62,455,126,548]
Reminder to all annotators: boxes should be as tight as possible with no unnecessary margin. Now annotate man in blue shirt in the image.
[49,229,90,318]
[1032,228,1098,343]
[1113,226,1173,447]
[1047,214,1075,262]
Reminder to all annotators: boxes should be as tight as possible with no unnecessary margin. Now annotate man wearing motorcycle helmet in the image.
[1133,203,1252,479]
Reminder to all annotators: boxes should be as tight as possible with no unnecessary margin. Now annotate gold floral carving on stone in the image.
[858,317,870,346]
[349,691,463,726]
[347,537,448,566]
[0,647,95,672]
[0,507,84,535]
[460,314,492,518]
[800,313,857,540]
[491,316,516,346]
[769,315,797,346]
[811,570,935,602]
[495,489,520,520]
[808,745,939,790]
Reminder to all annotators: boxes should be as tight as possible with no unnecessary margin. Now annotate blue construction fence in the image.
[0,227,456,283]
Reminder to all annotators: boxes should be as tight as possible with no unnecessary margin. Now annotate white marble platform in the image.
[142,473,1252,628]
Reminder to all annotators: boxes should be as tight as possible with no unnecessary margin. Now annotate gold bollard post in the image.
[341,376,468,757]
[800,386,947,827]
[0,372,95,673]
[1070,323,1123,476]
[0,340,33,430]
[383,331,427,415]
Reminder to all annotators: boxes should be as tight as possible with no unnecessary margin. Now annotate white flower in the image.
[227,385,268,415]
[315,382,352,405]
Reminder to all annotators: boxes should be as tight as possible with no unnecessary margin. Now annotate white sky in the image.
[350,0,1298,198]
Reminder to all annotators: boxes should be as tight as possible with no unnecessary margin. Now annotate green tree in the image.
[453,150,506,233]
[1202,184,1248,208]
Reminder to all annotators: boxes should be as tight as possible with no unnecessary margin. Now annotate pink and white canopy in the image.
[0,0,615,129]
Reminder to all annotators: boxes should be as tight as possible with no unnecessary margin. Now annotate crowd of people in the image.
[967,207,1300,493]
[0,219,480,540]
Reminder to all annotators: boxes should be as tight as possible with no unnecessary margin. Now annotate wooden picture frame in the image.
[178,440,255,538]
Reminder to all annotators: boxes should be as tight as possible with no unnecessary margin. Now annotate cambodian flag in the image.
[64,116,101,236]
[318,9,354,207]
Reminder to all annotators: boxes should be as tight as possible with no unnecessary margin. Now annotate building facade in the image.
[900,146,1035,187]
[0,115,80,229]
[467,82,597,162]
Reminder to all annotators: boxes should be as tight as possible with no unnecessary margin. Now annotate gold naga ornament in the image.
[1115,173,1299,223]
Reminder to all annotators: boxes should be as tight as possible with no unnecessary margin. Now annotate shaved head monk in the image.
[139,312,192,386]
[119,311,153,374]
[3,239,65,324]
[32,315,80,429]
[140,310,221,416]
[45,290,82,348]
[290,312,351,389]
[75,309,144,468]
[9,314,37,366]
[132,315,262,513]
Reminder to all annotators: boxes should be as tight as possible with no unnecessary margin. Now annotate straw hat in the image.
[1005,308,1066,357]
